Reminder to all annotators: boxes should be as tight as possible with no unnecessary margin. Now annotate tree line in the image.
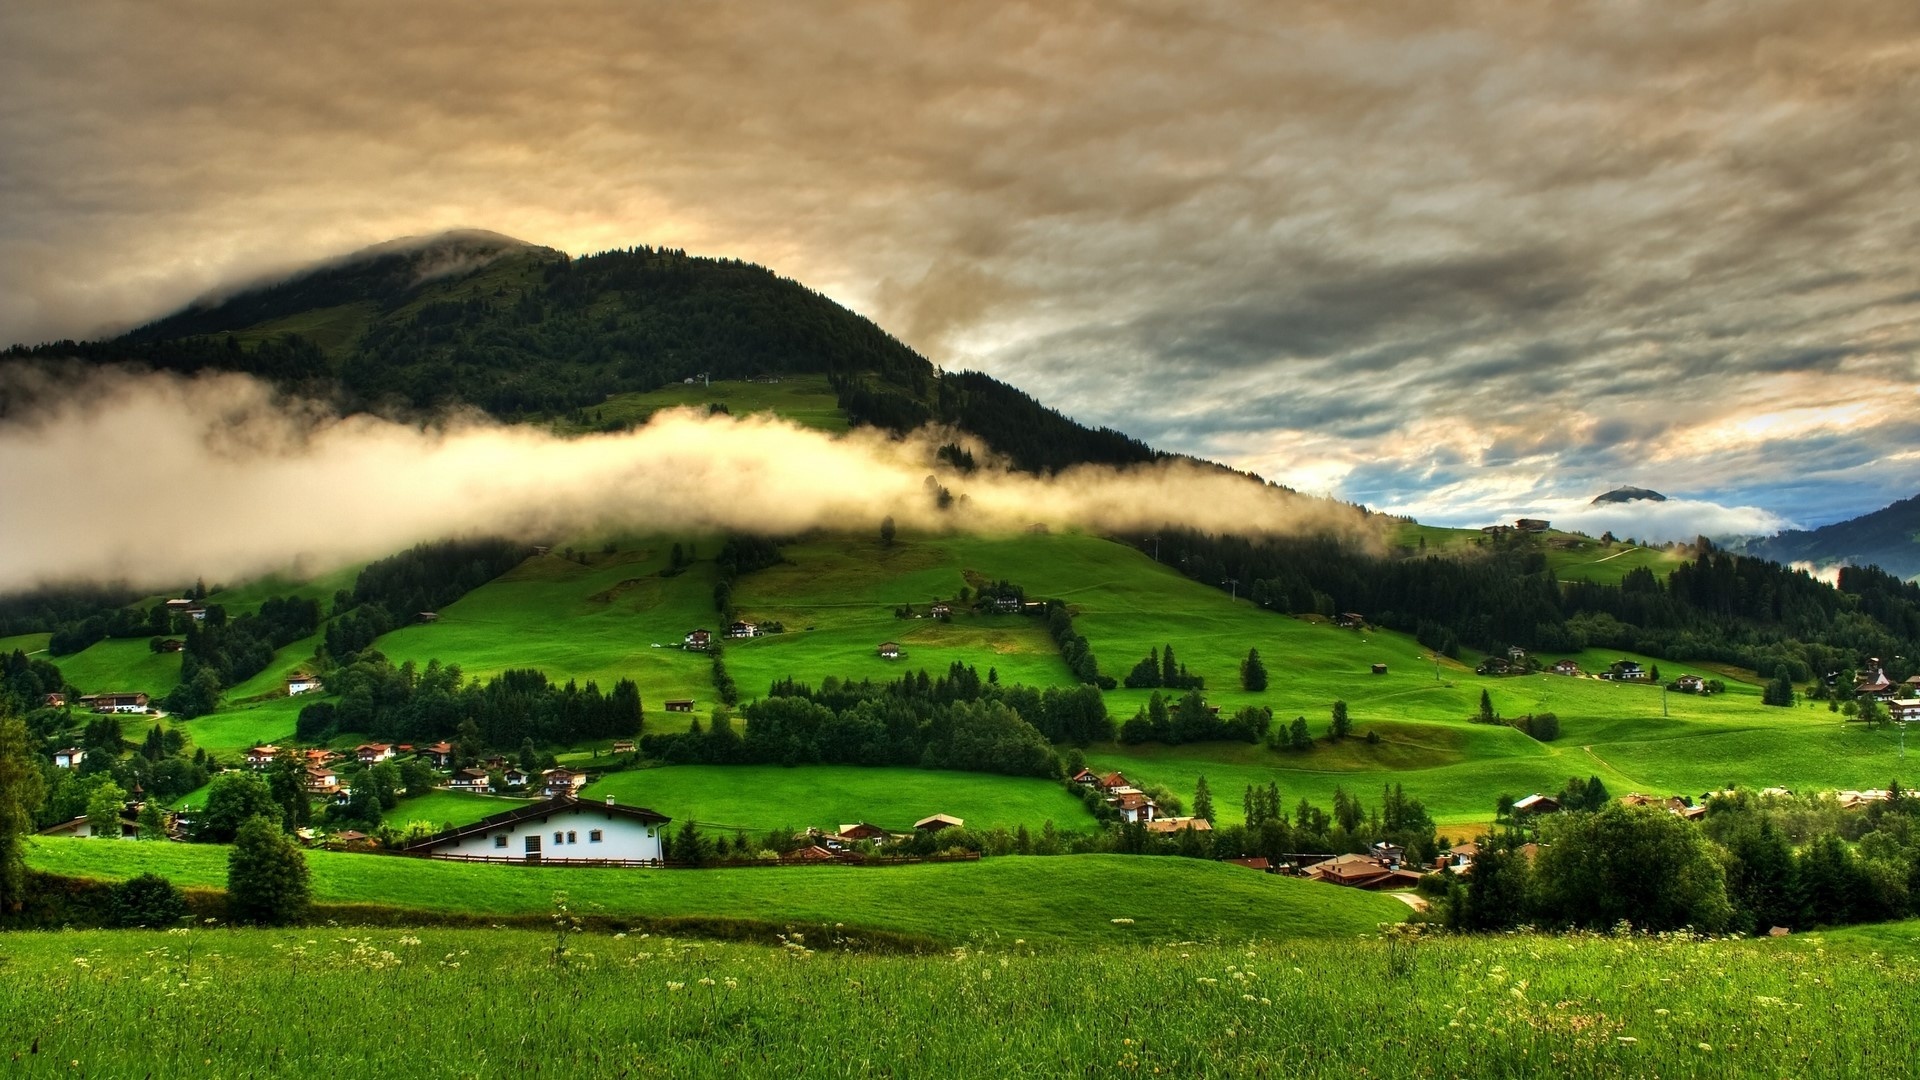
[295,655,641,749]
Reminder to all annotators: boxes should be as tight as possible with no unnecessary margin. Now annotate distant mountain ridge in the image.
[1591,486,1666,505]
[2,231,1164,476]
[1741,493,1920,580]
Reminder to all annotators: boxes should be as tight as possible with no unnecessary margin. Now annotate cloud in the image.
[0,2,1917,526]
[0,366,1372,592]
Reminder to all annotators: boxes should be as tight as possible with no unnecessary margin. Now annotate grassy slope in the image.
[47,638,182,697]
[3,926,1914,1078]
[23,837,1402,946]
[582,765,1093,833]
[0,631,51,655]
[554,375,850,435]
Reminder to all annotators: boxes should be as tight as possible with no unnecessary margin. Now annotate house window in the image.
[589,829,602,843]
[645,828,654,838]
[554,831,564,845]
[525,835,541,853]
[494,835,508,849]
[566,831,577,844]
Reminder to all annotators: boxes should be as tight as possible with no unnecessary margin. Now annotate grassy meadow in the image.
[22,838,1401,946]
[581,764,1093,833]
[2,922,1914,1078]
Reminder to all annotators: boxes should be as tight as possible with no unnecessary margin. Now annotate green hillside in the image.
[24,838,1403,946]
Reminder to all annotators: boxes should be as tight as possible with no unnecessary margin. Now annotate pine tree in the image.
[1240,648,1268,692]
[1330,700,1351,740]
[1161,644,1178,688]
[1194,775,1214,823]
[1478,689,1495,724]
[1289,715,1312,750]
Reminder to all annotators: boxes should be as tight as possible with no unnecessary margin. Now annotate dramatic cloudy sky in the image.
[3,1,1917,534]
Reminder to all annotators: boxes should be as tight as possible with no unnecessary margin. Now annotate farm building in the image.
[929,603,951,618]
[837,822,889,843]
[305,767,340,794]
[447,768,491,793]
[1889,699,1920,722]
[726,621,761,638]
[1096,771,1132,793]
[1601,660,1646,681]
[503,767,532,789]
[1515,518,1550,532]
[1370,663,1388,675]
[403,795,671,864]
[612,739,635,754]
[878,642,902,659]
[684,629,713,651]
[286,673,322,695]
[1675,674,1707,693]
[1069,768,1099,786]
[1143,816,1212,834]
[1512,793,1561,815]
[664,699,696,713]
[1855,666,1893,696]
[246,745,279,769]
[914,813,964,832]
[92,692,149,714]
[44,693,65,708]
[1302,853,1423,891]
[1550,659,1581,676]
[421,741,455,767]
[356,743,395,765]
[38,814,142,840]
[1110,791,1159,823]
[1333,613,1365,629]
[992,596,1022,613]
[416,611,440,624]
[543,768,589,798]
[52,747,85,769]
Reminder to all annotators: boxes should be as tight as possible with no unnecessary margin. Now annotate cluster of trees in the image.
[294,655,641,748]
[0,583,151,642]
[1122,644,1204,691]
[1447,787,1920,935]
[1044,604,1107,688]
[1,649,65,716]
[1151,530,1920,691]
[164,597,322,717]
[712,534,784,623]
[644,665,1112,777]
[1118,691,1272,746]
[326,538,532,662]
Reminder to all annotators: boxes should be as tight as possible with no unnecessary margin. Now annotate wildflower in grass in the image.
[698,978,715,986]
[1616,1037,1637,1044]
[723,977,738,989]
[1111,918,1135,926]
[1698,1043,1713,1051]
[667,981,685,991]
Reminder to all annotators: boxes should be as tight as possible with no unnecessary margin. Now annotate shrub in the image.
[110,872,187,928]
[227,816,311,925]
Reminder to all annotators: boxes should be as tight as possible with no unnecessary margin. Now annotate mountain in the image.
[2,231,1159,475]
[1741,493,1920,580]
[1591,486,1666,505]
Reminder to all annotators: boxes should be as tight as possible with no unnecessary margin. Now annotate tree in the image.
[226,815,310,925]
[1478,689,1495,724]
[672,819,710,866]
[1161,644,1178,689]
[86,780,127,838]
[195,771,280,843]
[1763,668,1797,708]
[1194,775,1215,823]
[0,713,47,914]
[1531,805,1732,932]
[137,801,168,841]
[1329,700,1351,740]
[110,872,187,928]
[1453,836,1532,931]
[1288,715,1311,751]
[266,756,310,830]
[880,516,896,546]
[1240,648,1268,692]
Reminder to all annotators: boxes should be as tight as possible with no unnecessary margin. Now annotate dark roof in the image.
[402,795,669,851]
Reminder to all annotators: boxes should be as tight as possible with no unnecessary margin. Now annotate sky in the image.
[3,1,1917,535]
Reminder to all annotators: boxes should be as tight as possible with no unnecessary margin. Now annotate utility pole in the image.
[1662,684,1669,718]
[1223,578,1239,603]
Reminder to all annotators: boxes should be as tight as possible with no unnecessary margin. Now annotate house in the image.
[1675,674,1706,693]
[403,795,671,864]
[246,745,280,769]
[1370,663,1388,675]
[38,814,141,840]
[1476,658,1512,676]
[1227,856,1272,872]
[1515,518,1550,533]
[837,822,889,843]
[930,604,952,619]
[421,741,456,767]
[914,813,964,832]
[185,607,207,622]
[416,611,440,624]
[356,743,395,765]
[1333,612,1365,629]
[877,642,902,660]
[1369,841,1406,869]
[543,768,588,798]
[1511,793,1561,815]
[1435,841,1480,873]
[683,629,713,652]
[1143,816,1212,834]
[992,596,1022,613]
[1069,768,1100,786]
[1854,665,1892,696]
[664,699,695,713]
[50,746,87,769]
[1508,647,1529,663]
[448,768,492,793]
[1110,791,1159,823]
[305,766,340,794]
[611,739,636,755]
[286,672,322,696]
[44,693,66,708]
[501,767,532,789]
[781,844,839,863]
[726,621,761,639]
[164,598,196,612]
[92,692,149,714]
[1303,853,1422,890]
[331,788,355,807]
[1602,660,1645,681]
[1550,659,1581,676]
[1096,771,1132,793]
[1888,699,1920,722]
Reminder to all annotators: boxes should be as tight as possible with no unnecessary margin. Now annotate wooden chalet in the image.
[684,629,713,651]
[837,822,890,843]
[877,641,902,660]
[664,699,696,713]
[246,745,280,769]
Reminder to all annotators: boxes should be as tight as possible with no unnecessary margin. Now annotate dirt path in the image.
[1389,892,1429,912]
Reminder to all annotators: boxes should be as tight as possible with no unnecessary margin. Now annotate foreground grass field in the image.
[24,838,1401,946]
[3,923,1914,1078]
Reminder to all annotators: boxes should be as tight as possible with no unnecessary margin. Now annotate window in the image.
[589,829,603,843]
[554,831,564,845]
[525,835,541,853]
[567,831,577,844]
[494,835,508,849]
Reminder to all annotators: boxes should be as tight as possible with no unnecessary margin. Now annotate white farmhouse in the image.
[401,795,671,864]
[286,673,322,695]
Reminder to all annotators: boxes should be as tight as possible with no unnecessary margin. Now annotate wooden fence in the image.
[395,851,982,870]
